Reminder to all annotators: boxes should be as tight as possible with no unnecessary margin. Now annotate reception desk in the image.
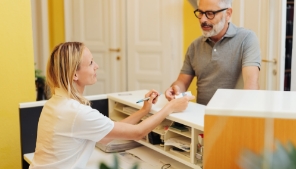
[204,89,296,169]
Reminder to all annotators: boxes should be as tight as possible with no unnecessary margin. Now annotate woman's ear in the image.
[73,73,78,81]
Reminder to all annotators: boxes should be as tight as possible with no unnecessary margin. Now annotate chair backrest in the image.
[19,97,109,169]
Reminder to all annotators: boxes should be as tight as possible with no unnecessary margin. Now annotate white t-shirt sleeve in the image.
[72,106,114,142]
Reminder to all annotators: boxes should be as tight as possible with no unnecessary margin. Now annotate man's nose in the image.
[199,13,208,23]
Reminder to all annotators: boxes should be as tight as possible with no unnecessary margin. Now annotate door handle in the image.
[262,58,277,64]
[109,48,121,52]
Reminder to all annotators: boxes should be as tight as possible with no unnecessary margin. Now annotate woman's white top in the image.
[29,88,114,169]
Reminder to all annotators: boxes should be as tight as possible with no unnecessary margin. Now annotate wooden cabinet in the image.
[107,90,205,169]
[204,89,296,169]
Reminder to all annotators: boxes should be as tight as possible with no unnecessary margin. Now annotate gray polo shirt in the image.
[181,22,261,105]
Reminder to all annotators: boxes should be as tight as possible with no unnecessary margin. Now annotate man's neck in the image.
[209,22,230,42]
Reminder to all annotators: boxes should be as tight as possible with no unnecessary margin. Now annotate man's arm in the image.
[172,73,194,92]
[165,74,194,101]
[242,66,260,89]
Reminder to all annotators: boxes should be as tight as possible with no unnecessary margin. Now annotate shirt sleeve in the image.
[72,106,114,142]
[242,31,261,69]
[180,43,196,75]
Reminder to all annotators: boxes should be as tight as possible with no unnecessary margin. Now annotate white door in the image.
[126,0,182,92]
[64,0,182,95]
[64,0,125,95]
[232,0,286,91]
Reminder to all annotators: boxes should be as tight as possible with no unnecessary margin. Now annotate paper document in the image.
[165,137,191,152]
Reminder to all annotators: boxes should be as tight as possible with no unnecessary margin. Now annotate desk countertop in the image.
[206,89,296,119]
[108,90,206,131]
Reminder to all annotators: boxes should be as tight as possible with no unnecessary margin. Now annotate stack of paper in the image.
[96,139,142,153]
[165,137,191,152]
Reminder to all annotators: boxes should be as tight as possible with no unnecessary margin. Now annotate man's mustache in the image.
[201,22,213,27]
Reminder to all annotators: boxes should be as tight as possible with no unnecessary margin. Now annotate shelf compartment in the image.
[169,122,192,138]
[152,119,172,135]
[163,145,191,162]
[122,106,139,115]
[137,139,164,151]
[109,112,128,121]
[164,136,191,152]
[168,128,191,138]
[169,147,191,161]
[137,138,201,169]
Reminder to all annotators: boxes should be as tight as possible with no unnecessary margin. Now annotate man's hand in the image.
[165,85,181,101]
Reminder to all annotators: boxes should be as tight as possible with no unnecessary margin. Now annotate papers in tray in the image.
[96,139,142,153]
[165,137,191,152]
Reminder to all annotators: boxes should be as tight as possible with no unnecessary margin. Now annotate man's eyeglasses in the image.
[194,8,228,20]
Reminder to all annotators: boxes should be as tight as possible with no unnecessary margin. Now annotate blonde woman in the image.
[30,42,194,169]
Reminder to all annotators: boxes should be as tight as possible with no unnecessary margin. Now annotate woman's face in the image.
[74,47,99,89]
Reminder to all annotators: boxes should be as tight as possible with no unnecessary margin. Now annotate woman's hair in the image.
[46,42,90,105]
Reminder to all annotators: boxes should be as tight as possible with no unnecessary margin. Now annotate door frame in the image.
[31,0,50,74]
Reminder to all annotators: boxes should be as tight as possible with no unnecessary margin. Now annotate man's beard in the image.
[201,15,226,38]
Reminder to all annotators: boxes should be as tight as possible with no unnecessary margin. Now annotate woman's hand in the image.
[141,89,160,113]
[166,95,195,113]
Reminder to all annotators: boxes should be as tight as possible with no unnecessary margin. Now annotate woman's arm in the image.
[98,95,195,144]
[119,90,159,124]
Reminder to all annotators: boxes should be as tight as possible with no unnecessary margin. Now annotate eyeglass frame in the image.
[194,8,228,20]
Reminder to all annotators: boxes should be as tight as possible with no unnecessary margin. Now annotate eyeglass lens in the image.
[195,11,215,19]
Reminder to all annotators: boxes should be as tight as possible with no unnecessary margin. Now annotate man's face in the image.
[197,0,228,37]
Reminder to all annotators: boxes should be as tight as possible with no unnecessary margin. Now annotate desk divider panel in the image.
[19,106,43,169]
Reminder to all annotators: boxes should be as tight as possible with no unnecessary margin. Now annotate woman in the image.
[30,42,194,168]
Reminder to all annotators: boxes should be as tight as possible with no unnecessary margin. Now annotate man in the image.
[165,0,261,105]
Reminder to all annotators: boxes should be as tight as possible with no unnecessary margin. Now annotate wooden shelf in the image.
[168,128,191,138]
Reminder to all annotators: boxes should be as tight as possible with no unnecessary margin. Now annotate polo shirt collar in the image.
[202,22,237,42]
[224,22,237,37]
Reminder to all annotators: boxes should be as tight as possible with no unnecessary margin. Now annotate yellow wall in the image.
[183,0,202,100]
[0,0,36,168]
[48,0,65,52]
